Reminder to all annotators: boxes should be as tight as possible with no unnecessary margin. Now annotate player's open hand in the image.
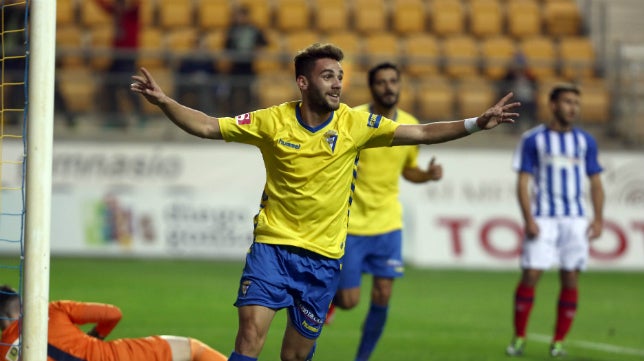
[477,92,521,130]
[130,67,167,106]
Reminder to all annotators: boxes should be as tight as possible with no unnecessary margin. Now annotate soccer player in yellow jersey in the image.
[131,43,520,361]
[326,62,443,361]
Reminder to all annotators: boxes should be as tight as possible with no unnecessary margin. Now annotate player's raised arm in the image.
[130,67,223,139]
[392,92,520,146]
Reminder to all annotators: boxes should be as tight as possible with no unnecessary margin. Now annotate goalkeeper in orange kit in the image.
[0,285,227,361]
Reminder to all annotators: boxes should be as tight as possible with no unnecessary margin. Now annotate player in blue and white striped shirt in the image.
[506,84,605,358]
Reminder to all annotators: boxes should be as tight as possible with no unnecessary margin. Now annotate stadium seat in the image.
[237,0,272,30]
[57,67,98,113]
[559,36,596,80]
[353,0,388,35]
[87,25,114,71]
[480,35,517,80]
[401,33,441,77]
[326,31,362,58]
[56,25,85,68]
[255,72,300,109]
[468,0,504,38]
[391,0,427,36]
[362,33,401,70]
[136,27,166,70]
[312,0,350,34]
[543,0,582,37]
[506,0,542,39]
[56,0,76,27]
[253,30,285,74]
[442,34,480,79]
[165,28,199,59]
[158,0,194,29]
[202,30,226,52]
[416,75,455,121]
[341,70,371,108]
[519,36,557,80]
[79,0,113,29]
[139,0,156,27]
[454,76,497,118]
[274,0,310,33]
[284,31,320,56]
[398,79,417,113]
[579,78,611,124]
[430,0,466,36]
[196,0,232,31]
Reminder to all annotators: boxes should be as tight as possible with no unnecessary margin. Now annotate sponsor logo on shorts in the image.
[301,320,319,333]
[297,302,323,325]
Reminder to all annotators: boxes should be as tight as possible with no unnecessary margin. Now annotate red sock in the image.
[513,284,535,338]
[554,288,578,342]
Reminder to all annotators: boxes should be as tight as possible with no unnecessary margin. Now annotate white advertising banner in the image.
[1,140,643,269]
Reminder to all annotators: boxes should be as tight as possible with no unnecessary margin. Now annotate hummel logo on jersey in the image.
[324,130,338,152]
[235,113,251,125]
[278,138,301,149]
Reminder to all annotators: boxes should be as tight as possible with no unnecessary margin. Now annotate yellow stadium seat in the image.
[237,0,272,30]
[362,33,401,70]
[442,34,480,79]
[166,28,199,59]
[480,35,517,80]
[468,0,503,38]
[284,31,320,56]
[543,0,582,37]
[402,33,441,77]
[353,0,388,35]
[158,0,194,29]
[391,0,427,36]
[454,77,497,118]
[416,75,455,121]
[519,36,557,80]
[87,25,114,71]
[136,27,166,69]
[274,0,310,33]
[57,67,98,113]
[56,25,85,68]
[430,0,466,36]
[139,0,156,27]
[196,0,232,31]
[342,70,371,108]
[56,0,76,27]
[579,78,611,124]
[326,31,362,58]
[398,79,417,113]
[559,37,596,80]
[255,72,300,109]
[253,30,285,74]
[312,0,350,34]
[507,0,542,39]
[80,0,113,28]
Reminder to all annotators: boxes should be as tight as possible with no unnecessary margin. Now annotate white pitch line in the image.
[530,333,644,357]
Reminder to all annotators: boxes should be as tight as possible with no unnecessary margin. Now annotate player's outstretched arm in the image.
[130,67,223,139]
[392,92,520,146]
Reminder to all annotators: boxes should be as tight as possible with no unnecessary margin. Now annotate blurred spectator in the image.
[224,5,267,115]
[175,39,220,115]
[501,53,537,131]
[95,0,145,128]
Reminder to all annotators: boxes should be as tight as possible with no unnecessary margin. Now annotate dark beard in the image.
[309,88,338,113]
[375,92,398,110]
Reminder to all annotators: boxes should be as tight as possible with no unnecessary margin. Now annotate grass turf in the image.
[2,257,642,360]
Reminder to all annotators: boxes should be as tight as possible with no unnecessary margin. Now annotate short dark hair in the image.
[293,43,344,79]
[367,62,400,86]
[549,83,581,102]
[0,285,19,313]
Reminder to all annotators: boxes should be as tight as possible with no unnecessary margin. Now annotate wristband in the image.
[464,117,480,134]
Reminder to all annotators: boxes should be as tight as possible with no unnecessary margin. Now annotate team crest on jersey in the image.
[235,113,251,125]
[324,130,338,152]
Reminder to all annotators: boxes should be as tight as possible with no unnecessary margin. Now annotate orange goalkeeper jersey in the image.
[0,301,172,361]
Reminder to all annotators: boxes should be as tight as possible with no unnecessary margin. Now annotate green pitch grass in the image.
[2,257,643,360]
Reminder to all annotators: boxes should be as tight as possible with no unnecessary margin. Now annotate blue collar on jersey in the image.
[295,102,334,133]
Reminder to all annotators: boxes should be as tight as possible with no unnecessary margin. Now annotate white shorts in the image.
[520,217,589,271]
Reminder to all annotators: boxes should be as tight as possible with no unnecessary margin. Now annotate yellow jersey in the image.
[219,101,399,259]
[348,104,420,235]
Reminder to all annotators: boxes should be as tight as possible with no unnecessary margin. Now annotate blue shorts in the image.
[234,242,341,339]
[338,229,404,290]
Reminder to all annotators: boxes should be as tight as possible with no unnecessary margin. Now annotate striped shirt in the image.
[512,124,603,217]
